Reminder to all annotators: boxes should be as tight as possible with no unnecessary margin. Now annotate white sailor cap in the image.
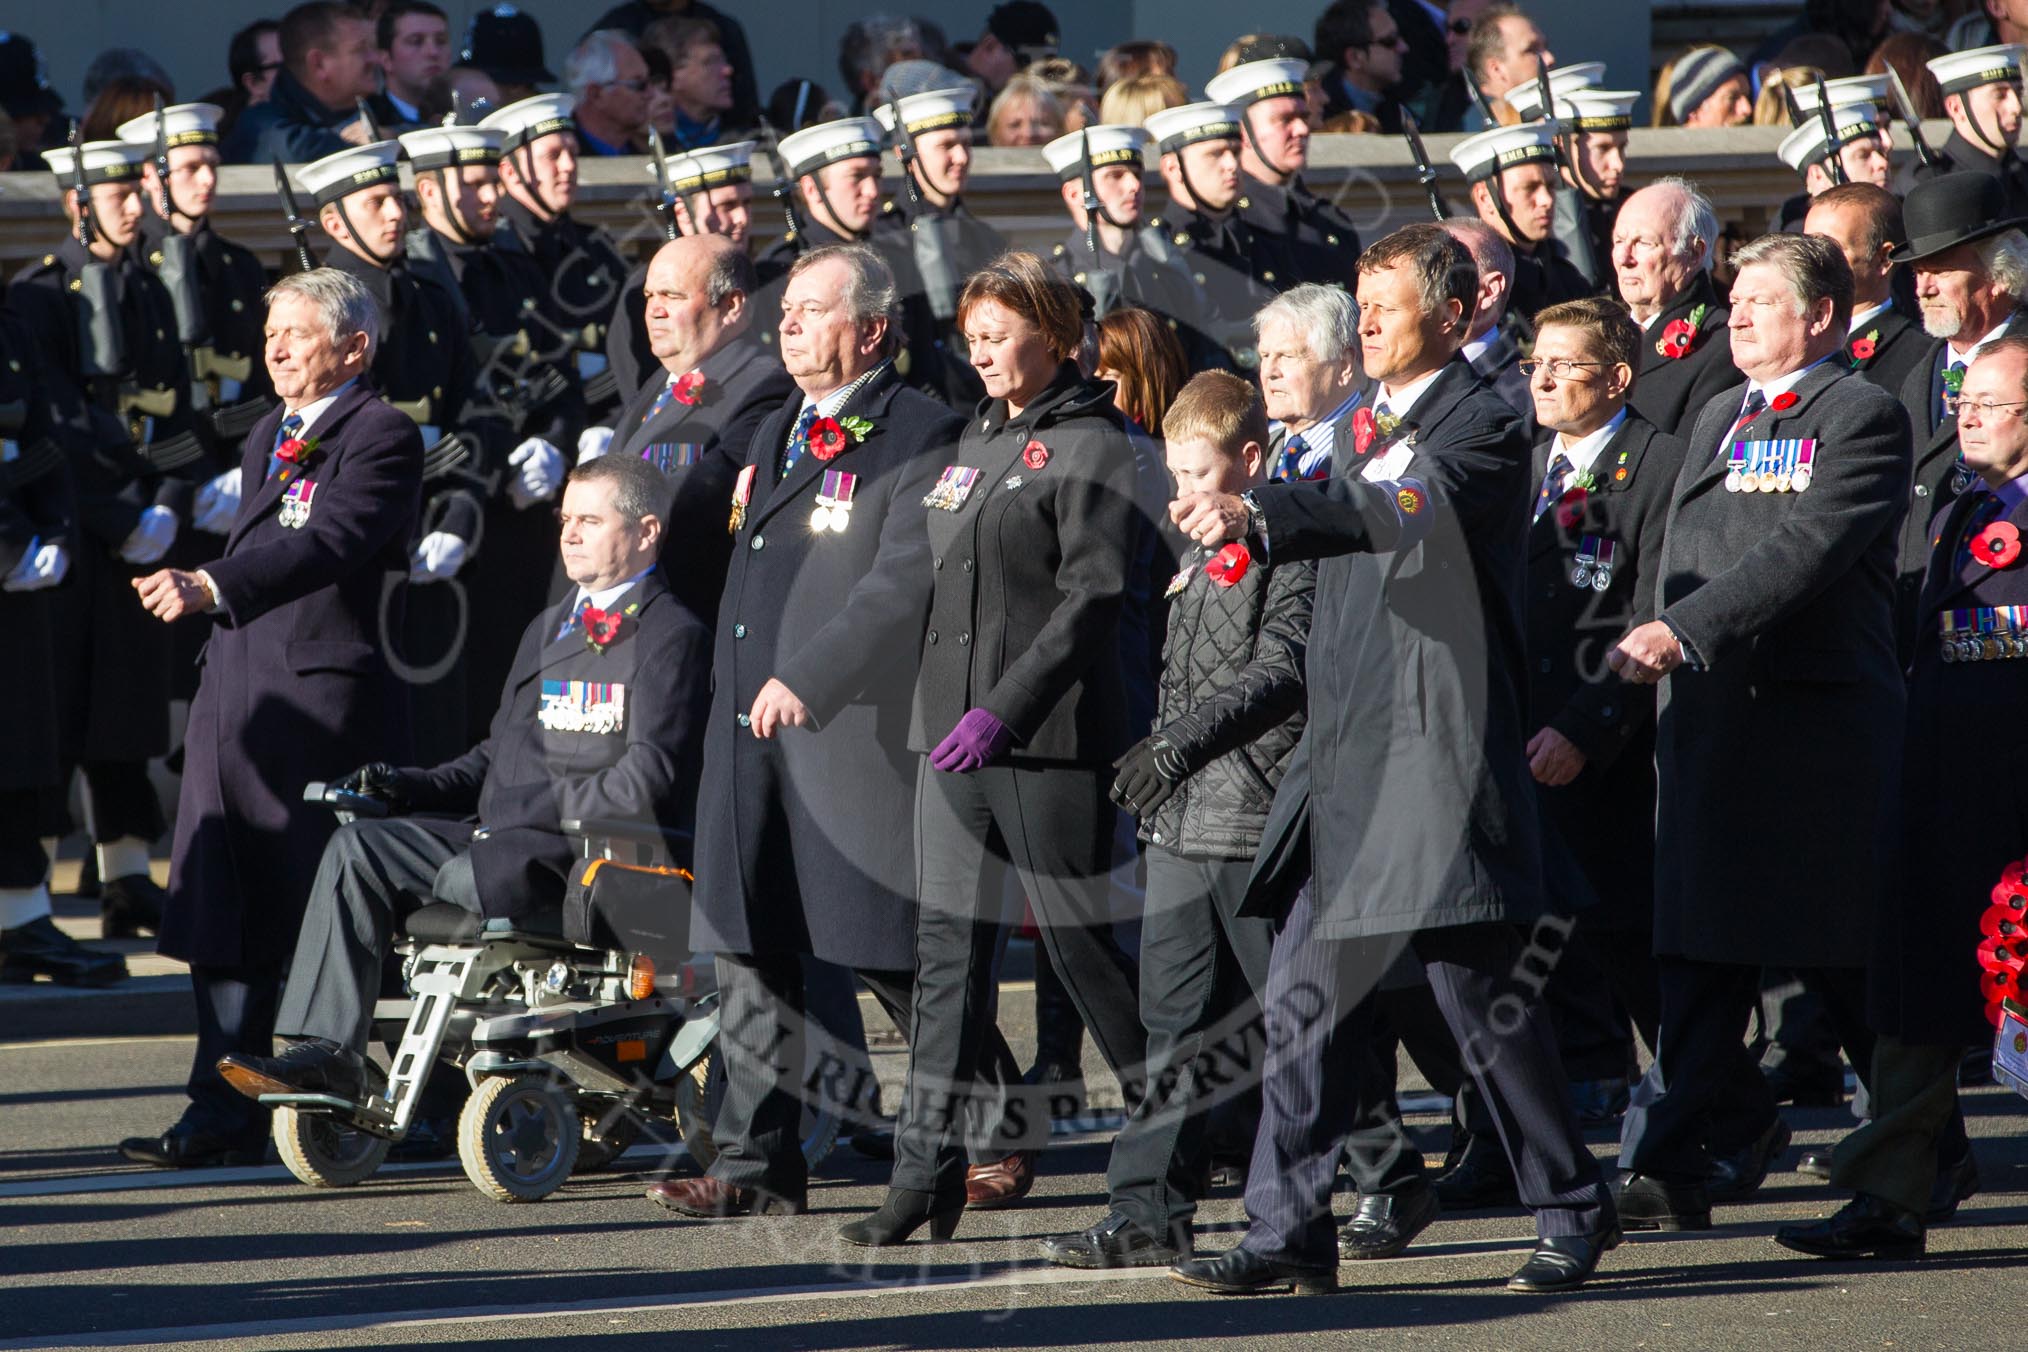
[1789,76,1891,117]
[1502,62,1608,121]
[477,92,576,151]
[115,102,224,150]
[1777,104,1886,173]
[1040,124,1149,181]
[1449,121,1558,181]
[397,124,504,171]
[1144,101,1244,156]
[1554,87,1641,132]
[294,140,405,207]
[43,140,148,186]
[777,115,884,178]
[1927,43,2024,97]
[873,86,978,139]
[656,140,756,193]
[1203,58,1310,109]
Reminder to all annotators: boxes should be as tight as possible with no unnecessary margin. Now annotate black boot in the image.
[838,1186,966,1247]
[0,916,128,987]
[100,874,166,939]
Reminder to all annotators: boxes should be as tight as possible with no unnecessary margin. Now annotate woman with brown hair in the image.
[1097,306,1189,435]
[839,252,1147,1247]
[79,75,176,142]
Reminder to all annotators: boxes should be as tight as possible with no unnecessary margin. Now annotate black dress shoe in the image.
[99,874,165,939]
[1170,1247,1338,1295]
[1041,1210,1187,1269]
[118,1128,267,1169]
[1568,1077,1631,1126]
[1337,1186,1440,1260]
[0,916,128,987]
[1926,1149,1980,1224]
[1612,1171,1712,1231]
[217,1038,369,1102]
[1433,1149,1521,1210]
[1775,1193,1925,1260]
[1507,1226,1622,1293]
[1797,1149,1833,1180]
[1762,1063,1843,1107]
[1707,1116,1792,1203]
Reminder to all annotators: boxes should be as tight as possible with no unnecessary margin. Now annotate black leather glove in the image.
[1110,734,1191,817]
[333,761,408,810]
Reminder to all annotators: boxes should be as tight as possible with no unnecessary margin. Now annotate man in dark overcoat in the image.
[592,233,794,627]
[1776,336,2028,1260]
[1803,184,1928,402]
[657,244,977,1219]
[1614,180,1736,440]
[1168,224,1616,1298]
[1610,233,1911,1230]
[123,268,421,1167]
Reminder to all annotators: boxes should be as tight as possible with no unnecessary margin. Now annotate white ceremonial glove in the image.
[2,539,69,592]
[409,531,469,583]
[507,436,566,509]
[118,506,179,565]
[192,467,244,534]
[576,425,615,464]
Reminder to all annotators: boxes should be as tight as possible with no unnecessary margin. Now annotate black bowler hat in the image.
[462,4,555,88]
[1891,171,2028,262]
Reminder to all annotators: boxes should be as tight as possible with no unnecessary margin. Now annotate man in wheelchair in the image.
[218,455,712,1104]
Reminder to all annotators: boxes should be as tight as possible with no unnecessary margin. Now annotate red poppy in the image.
[1971,520,2021,569]
[1554,485,1588,529]
[1205,542,1251,587]
[1849,337,1877,362]
[581,606,626,651]
[275,437,309,464]
[1350,405,1378,455]
[1656,318,1696,360]
[808,416,848,461]
[1022,439,1050,470]
[1770,391,1800,412]
[671,370,705,406]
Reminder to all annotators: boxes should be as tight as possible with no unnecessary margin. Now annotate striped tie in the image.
[1534,452,1574,521]
[266,413,304,481]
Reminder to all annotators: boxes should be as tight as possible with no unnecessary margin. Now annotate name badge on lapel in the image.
[728,465,756,533]
[277,478,317,529]
[1726,438,1816,493]
[641,442,704,474]
[923,465,981,511]
[1571,536,1616,592]
[538,679,627,733]
[811,469,858,533]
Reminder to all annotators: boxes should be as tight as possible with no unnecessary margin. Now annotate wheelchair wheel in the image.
[573,1102,642,1173]
[456,1073,580,1202]
[273,1105,392,1188]
[671,1050,841,1171]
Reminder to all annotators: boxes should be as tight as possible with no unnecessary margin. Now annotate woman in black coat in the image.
[839,252,1148,1246]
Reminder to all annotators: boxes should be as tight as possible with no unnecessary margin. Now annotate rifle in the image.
[273,152,317,272]
[1400,108,1448,220]
[1466,75,1498,128]
[646,126,680,240]
[1534,63,1606,290]
[1075,127,1122,318]
[68,123,127,381]
[1809,74,1848,185]
[881,86,961,322]
[67,121,94,251]
[756,116,805,250]
[149,98,212,414]
[1884,63,1940,170]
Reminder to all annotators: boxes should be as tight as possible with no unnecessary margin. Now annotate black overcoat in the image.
[1652,360,1909,968]
[690,365,962,971]
[1846,301,1927,403]
[160,384,421,967]
[1625,271,1735,439]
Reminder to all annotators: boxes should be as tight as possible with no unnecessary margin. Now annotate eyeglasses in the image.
[1948,396,2028,419]
[1518,358,1606,379]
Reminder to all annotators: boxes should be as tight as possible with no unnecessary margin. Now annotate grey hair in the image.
[1732,232,1853,330]
[568,453,667,528]
[789,244,898,328]
[565,30,637,96]
[1975,229,2028,299]
[1648,175,1720,272]
[1254,284,1359,365]
[839,14,923,91]
[265,267,380,363]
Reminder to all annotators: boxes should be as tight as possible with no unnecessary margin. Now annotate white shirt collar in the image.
[1746,354,1832,407]
[1271,388,1364,476]
[573,566,654,615]
[1636,310,1661,331]
[1553,407,1627,477]
[283,378,359,438]
[385,90,420,123]
[797,360,890,422]
[1377,366,1445,419]
[1948,316,2014,366]
[1849,298,1892,334]
[1460,325,1501,365]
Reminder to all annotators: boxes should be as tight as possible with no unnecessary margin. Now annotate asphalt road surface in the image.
[3,964,2024,1351]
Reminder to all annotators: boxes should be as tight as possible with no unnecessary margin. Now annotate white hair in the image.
[265,267,379,363]
[1976,229,2028,300]
[565,30,636,96]
[1649,175,1719,273]
[1253,284,1359,365]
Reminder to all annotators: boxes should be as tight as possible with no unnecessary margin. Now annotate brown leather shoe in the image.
[645,1175,804,1219]
[965,1151,1037,1209]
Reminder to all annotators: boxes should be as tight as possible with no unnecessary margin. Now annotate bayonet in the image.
[272,152,317,272]
[1811,74,1848,185]
[1885,63,1940,170]
[67,121,95,249]
[1400,108,1448,220]
[646,126,679,240]
[355,96,383,143]
[1075,127,1120,318]
[150,94,175,221]
[756,116,805,251]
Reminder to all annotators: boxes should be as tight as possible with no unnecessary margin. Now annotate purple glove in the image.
[930,708,1015,773]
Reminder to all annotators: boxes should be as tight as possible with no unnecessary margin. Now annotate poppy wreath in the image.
[1206,541,1251,587]
[1655,303,1708,360]
[809,414,875,461]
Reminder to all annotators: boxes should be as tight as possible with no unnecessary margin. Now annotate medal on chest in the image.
[641,442,704,474]
[923,465,982,512]
[277,478,318,529]
[1725,438,1816,493]
[811,469,858,534]
[728,464,756,534]
[1570,536,1616,592]
[537,678,627,733]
